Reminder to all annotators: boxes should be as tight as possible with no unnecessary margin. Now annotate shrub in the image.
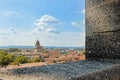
[31,57,43,62]
[14,55,29,64]
[6,54,15,63]
[10,62,20,66]
[27,59,33,63]
[0,50,7,55]
[0,52,9,68]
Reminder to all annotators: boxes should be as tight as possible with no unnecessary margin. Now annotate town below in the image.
[0,40,85,69]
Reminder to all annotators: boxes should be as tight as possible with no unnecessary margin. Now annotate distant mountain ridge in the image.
[0,46,34,49]
[0,46,84,49]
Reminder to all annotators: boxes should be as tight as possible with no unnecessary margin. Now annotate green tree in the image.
[0,51,10,68]
[32,57,41,62]
[0,50,7,55]
[14,55,29,64]
[7,48,21,52]
[6,54,15,63]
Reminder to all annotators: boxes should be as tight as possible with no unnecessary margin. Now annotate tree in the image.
[14,55,29,64]
[32,57,42,62]
[0,51,10,68]
[7,48,21,52]
[6,54,15,63]
[0,50,7,55]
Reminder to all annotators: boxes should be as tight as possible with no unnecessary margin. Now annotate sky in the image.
[0,0,85,47]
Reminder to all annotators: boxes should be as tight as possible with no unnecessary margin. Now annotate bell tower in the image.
[35,40,41,52]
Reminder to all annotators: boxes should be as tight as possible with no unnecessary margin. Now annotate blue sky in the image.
[0,0,85,47]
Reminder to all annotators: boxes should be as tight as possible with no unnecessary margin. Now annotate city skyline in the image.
[0,0,85,47]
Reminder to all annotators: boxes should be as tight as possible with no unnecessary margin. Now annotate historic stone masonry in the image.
[86,0,120,60]
[1,1,120,80]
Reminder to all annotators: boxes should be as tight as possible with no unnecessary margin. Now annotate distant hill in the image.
[0,46,85,49]
[0,46,34,49]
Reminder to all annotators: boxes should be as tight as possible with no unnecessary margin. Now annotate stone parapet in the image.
[0,60,120,80]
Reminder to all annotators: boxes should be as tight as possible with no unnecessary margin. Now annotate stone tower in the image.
[86,0,120,60]
[35,40,41,52]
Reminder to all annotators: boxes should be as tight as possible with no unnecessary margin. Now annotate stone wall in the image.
[86,0,120,59]
[0,60,120,80]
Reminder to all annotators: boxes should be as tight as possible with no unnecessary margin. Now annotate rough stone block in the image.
[86,0,120,60]
[86,32,120,60]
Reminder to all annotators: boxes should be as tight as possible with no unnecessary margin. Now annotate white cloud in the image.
[38,15,58,23]
[1,10,22,17]
[0,27,20,36]
[71,22,80,27]
[33,15,60,34]
[0,15,85,47]
[9,27,20,34]
[71,21,84,28]
[71,21,85,33]
[76,9,85,14]
[82,19,85,24]
[71,20,85,28]
[34,15,59,30]
[46,28,60,34]
[0,28,85,47]
[82,9,85,14]
[54,32,85,47]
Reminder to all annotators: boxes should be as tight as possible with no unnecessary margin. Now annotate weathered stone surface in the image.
[86,31,120,60]
[86,0,120,33]
[86,0,120,59]
[0,60,120,80]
